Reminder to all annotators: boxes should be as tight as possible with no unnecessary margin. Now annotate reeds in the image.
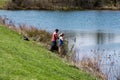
[65,44,108,80]
[79,55,107,80]
[18,24,51,43]
[69,48,120,80]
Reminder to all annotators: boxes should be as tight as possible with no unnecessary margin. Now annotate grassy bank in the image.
[0,25,96,80]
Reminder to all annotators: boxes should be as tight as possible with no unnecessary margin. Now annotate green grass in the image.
[0,25,96,80]
[0,0,9,8]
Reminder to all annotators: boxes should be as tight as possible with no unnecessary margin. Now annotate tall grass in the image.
[18,24,51,45]
[69,48,120,80]
[79,56,107,80]
[65,41,108,80]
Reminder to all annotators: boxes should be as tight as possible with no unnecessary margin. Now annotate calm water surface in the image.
[0,10,120,80]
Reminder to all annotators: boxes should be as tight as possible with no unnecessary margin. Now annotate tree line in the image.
[6,0,120,10]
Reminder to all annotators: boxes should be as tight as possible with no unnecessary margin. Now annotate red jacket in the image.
[51,32,58,41]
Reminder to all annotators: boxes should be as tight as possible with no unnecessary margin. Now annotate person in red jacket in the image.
[50,29,59,52]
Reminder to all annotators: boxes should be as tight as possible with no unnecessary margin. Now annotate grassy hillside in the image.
[0,25,96,80]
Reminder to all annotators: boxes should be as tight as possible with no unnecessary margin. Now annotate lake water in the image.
[0,10,120,80]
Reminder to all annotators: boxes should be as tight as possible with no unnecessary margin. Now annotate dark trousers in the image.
[50,41,58,52]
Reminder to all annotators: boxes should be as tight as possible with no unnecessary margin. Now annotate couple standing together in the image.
[50,29,64,57]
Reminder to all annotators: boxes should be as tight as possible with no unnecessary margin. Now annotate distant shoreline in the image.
[1,0,120,11]
[0,7,120,11]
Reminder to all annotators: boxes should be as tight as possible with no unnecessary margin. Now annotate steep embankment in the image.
[0,25,96,80]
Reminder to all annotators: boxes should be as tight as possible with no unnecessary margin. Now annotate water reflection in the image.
[96,31,114,44]
[66,30,120,48]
